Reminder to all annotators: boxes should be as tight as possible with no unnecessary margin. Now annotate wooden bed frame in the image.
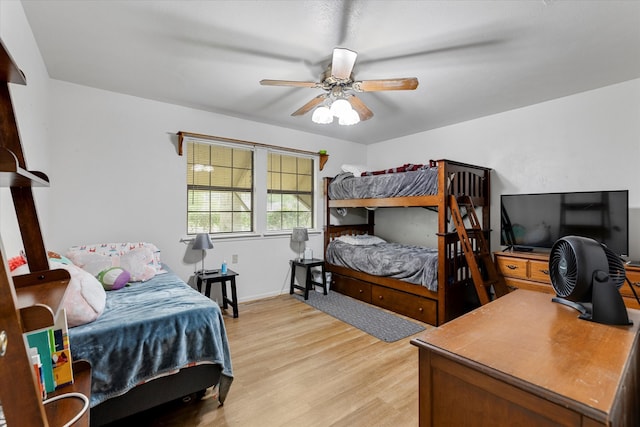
[324,159,491,326]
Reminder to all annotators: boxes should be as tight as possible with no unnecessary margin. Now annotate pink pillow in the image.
[12,261,106,327]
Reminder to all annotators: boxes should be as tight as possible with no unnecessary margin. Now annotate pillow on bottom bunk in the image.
[11,256,106,327]
[335,235,386,246]
[66,242,160,282]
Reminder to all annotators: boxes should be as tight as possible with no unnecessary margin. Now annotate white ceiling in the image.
[21,0,640,145]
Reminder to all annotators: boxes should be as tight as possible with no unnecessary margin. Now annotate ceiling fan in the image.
[260,47,419,125]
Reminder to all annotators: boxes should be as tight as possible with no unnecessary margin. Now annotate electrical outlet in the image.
[232,254,238,264]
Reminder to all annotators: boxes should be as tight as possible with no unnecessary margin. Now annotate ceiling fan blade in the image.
[260,79,319,88]
[346,95,373,121]
[331,48,358,80]
[353,78,419,92]
[291,94,328,116]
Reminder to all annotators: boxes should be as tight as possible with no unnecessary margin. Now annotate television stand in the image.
[494,250,640,309]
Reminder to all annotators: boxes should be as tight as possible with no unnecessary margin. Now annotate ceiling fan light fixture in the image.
[312,106,333,124]
[330,98,352,117]
[339,109,361,126]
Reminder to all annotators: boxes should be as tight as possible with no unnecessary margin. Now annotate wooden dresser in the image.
[494,250,640,309]
[411,290,640,426]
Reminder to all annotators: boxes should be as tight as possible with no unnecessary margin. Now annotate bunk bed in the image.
[324,159,492,326]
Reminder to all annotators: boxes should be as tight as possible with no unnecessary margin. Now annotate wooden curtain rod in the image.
[176,131,320,157]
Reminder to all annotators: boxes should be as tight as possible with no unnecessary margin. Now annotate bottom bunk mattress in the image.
[69,267,233,408]
[326,238,438,292]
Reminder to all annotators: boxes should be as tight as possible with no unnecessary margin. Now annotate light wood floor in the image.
[110,294,432,426]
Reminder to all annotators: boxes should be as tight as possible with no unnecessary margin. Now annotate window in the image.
[267,152,314,230]
[185,137,316,236]
[187,141,253,234]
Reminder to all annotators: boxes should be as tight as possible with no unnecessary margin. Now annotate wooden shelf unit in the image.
[0,38,90,426]
[495,250,640,309]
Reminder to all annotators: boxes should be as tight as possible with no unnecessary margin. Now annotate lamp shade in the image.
[291,227,309,243]
[192,233,214,250]
[312,106,333,124]
[330,98,352,117]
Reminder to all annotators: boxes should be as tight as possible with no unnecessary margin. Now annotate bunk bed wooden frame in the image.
[323,159,491,326]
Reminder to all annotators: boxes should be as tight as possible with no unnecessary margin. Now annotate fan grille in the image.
[550,239,578,297]
[603,245,626,288]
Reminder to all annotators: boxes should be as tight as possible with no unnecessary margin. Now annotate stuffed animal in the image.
[120,247,156,282]
[97,267,130,291]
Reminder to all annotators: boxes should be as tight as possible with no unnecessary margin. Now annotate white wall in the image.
[367,79,640,260]
[46,80,365,301]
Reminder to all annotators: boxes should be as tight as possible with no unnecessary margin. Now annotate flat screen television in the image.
[500,190,629,257]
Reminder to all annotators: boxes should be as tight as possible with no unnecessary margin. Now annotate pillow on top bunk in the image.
[336,235,386,246]
[341,164,368,177]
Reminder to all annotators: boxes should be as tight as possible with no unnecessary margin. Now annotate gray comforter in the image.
[328,168,439,200]
[326,240,439,291]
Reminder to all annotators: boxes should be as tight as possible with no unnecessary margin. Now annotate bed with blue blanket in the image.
[69,266,233,426]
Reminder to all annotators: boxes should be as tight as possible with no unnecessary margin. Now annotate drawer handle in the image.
[539,269,549,275]
[358,289,363,293]
[507,265,518,270]
[633,282,640,288]
[418,307,424,313]
[378,295,383,300]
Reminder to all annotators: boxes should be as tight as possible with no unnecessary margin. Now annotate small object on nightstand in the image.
[291,227,309,261]
[192,233,214,273]
[221,260,227,275]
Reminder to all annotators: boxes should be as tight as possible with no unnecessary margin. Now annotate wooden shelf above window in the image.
[319,153,328,171]
[177,131,329,170]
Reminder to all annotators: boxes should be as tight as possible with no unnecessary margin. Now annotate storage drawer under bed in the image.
[371,285,437,325]
[331,273,372,303]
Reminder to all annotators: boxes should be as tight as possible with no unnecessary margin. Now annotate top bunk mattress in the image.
[328,167,439,200]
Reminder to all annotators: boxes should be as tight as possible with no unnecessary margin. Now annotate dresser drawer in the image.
[495,257,528,280]
[504,277,554,294]
[331,273,371,303]
[529,259,551,284]
[371,285,437,325]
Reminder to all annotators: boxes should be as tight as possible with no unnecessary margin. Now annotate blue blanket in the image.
[69,267,233,407]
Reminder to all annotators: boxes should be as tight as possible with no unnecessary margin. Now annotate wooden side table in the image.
[290,258,327,300]
[196,269,240,318]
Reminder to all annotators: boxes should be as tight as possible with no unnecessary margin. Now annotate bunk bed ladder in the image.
[450,195,510,305]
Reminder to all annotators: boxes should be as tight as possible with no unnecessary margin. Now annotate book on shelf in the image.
[25,328,55,394]
[23,308,74,394]
[51,308,74,389]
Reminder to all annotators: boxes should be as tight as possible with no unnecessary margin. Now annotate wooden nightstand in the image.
[289,258,327,300]
[196,269,240,318]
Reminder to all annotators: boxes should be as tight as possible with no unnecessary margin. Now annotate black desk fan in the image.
[549,235,632,325]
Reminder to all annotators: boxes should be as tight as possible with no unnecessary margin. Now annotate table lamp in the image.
[291,227,308,261]
[192,233,214,273]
